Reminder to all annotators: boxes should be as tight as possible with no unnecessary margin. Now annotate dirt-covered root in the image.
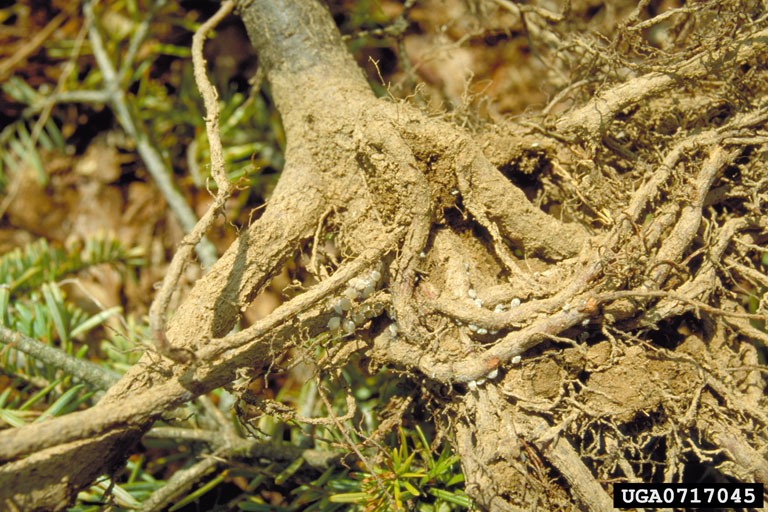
[0,426,144,510]
[4,0,768,510]
[700,418,768,485]
[179,2,768,510]
[554,26,768,141]
[366,31,768,506]
[340,97,591,353]
[406,120,589,261]
[452,386,614,512]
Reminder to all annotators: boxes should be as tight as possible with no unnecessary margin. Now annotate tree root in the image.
[3,1,768,510]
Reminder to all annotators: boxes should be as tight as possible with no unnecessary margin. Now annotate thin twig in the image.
[83,1,218,267]
[147,0,235,361]
[0,11,68,80]
[256,394,356,426]
[542,79,589,116]
[0,325,120,390]
[316,382,397,510]
[197,394,237,436]
[627,1,716,32]
[309,207,333,279]
[598,290,765,322]
[140,455,220,512]
[490,0,563,23]
[145,426,341,468]
[26,90,111,109]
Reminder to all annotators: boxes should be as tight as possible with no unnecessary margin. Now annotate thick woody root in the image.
[0,0,585,468]
[4,1,768,510]
[454,387,614,512]
[367,72,768,510]
[340,97,591,354]
[0,231,400,510]
[0,83,414,511]
[102,165,327,402]
[0,126,353,509]
[318,82,768,510]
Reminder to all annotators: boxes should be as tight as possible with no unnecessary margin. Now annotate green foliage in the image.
[93,1,286,194]
[226,357,469,512]
[71,456,162,510]
[0,234,143,428]
[0,78,67,188]
[0,234,144,297]
[328,426,470,511]
[188,87,285,192]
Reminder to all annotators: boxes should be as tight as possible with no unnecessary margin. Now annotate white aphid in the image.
[510,298,521,308]
[474,298,483,308]
[468,380,478,391]
[490,330,498,335]
[339,297,352,311]
[327,317,341,330]
[468,324,478,332]
[342,319,355,333]
[512,355,522,364]
[370,270,381,282]
[451,189,459,195]
[388,323,399,337]
[419,251,426,258]
[494,304,504,313]
[344,287,358,300]
[468,288,477,299]
[352,312,365,325]
[487,368,498,379]
[477,328,488,335]
[562,302,571,312]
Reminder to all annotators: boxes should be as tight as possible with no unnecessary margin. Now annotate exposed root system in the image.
[2,0,767,510]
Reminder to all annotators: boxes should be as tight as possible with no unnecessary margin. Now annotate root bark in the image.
[2,0,768,510]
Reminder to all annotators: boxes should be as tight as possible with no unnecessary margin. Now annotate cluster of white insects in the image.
[326,266,392,336]
[456,264,527,390]
[324,260,527,390]
[455,263,523,338]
